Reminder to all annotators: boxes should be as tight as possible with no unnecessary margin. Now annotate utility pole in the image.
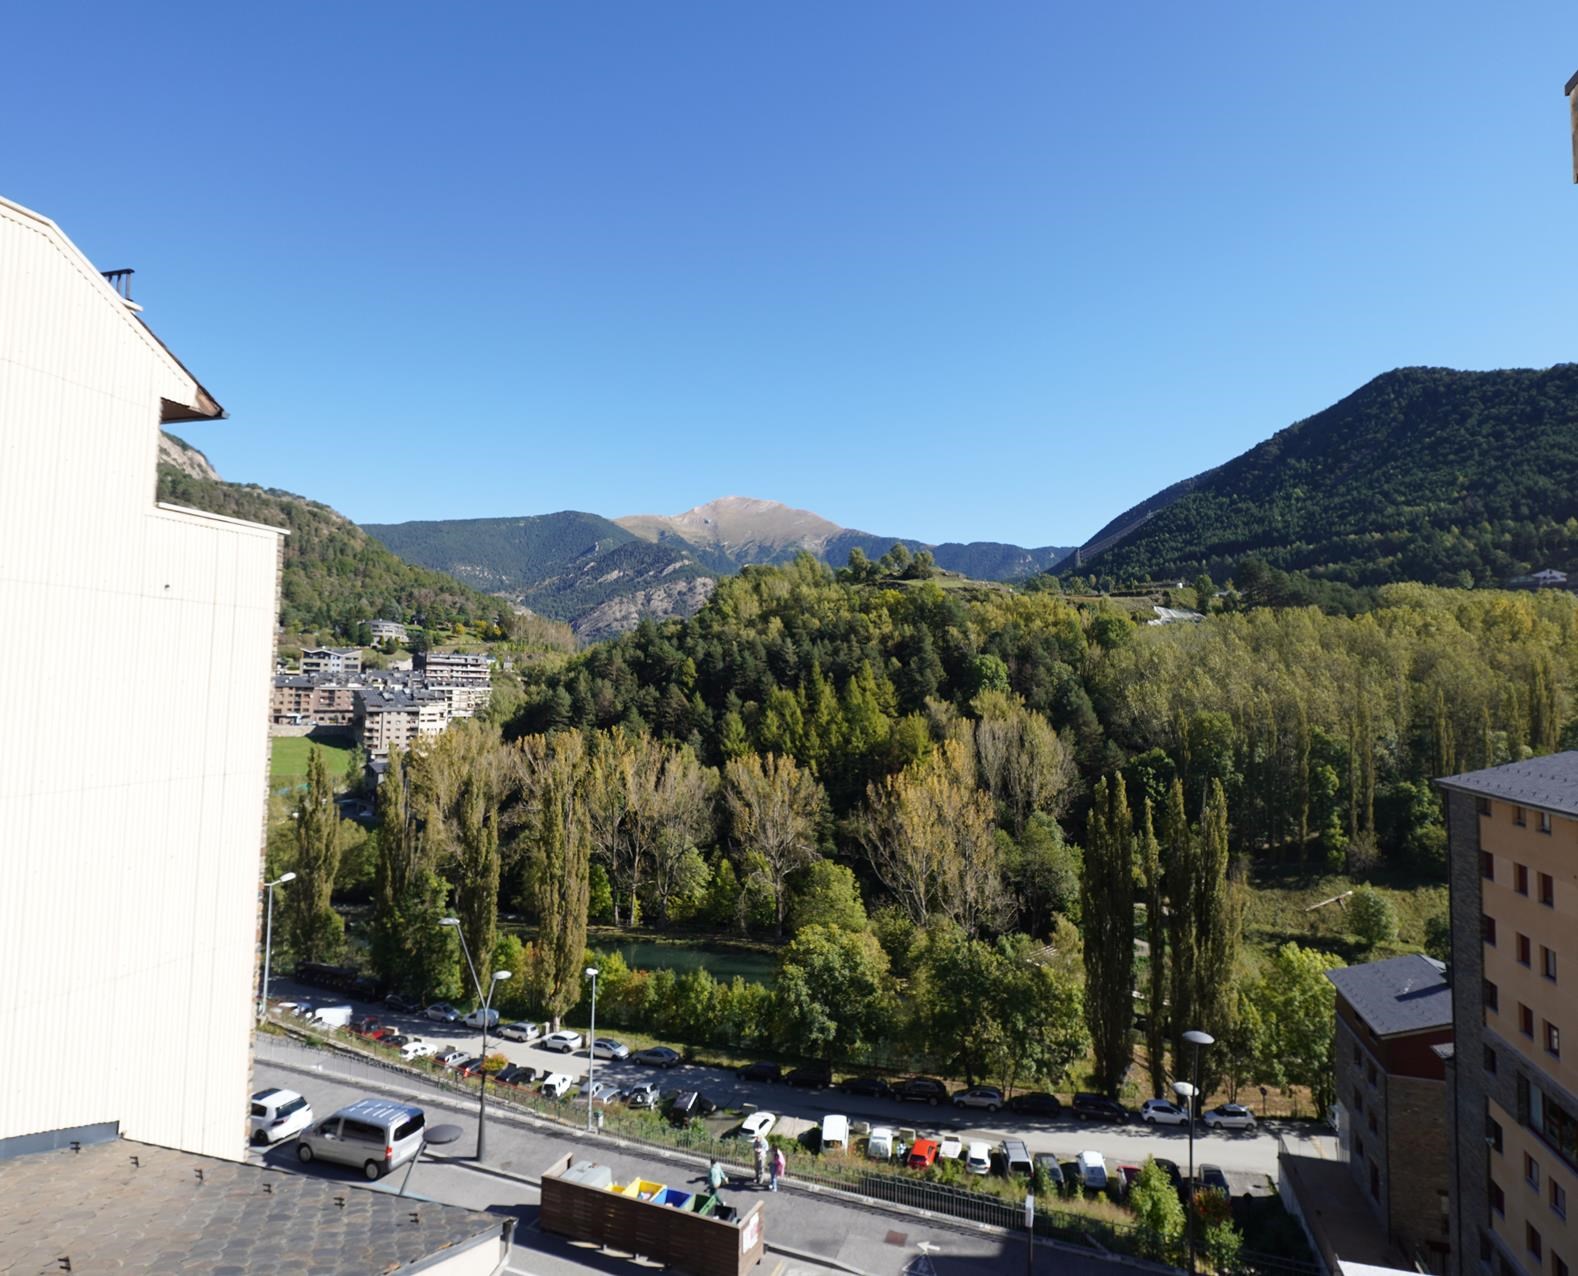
[1567,70,1578,183]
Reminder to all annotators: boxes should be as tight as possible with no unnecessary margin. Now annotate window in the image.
[1353,1042,1361,1066]
[1547,1022,1562,1059]
[1354,1133,1366,1160]
[1529,1153,1543,1189]
[1491,1116,1505,1153]
[1367,1060,1378,1087]
[1487,1044,1499,1074]
[1486,980,1500,1012]
[1526,1077,1578,1173]
[1545,947,1559,982]
[1555,1255,1570,1276]
[1479,796,1493,816]
[1520,933,1533,965]
[1370,1162,1380,1201]
[1354,1087,1365,1114]
[1369,1112,1379,1134]
[1485,915,1499,946]
[1517,806,1529,827]
[1552,1180,1568,1219]
[1541,873,1555,907]
[1493,1179,1506,1215]
[1541,812,1553,835]
[1518,864,1531,895]
[1484,851,1497,879]
[1523,1004,1537,1037]
[1530,1224,1544,1260]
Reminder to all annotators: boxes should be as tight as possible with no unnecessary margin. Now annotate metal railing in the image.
[101,268,134,300]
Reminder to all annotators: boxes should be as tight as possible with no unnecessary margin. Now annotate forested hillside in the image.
[157,466,521,639]
[1075,365,1578,587]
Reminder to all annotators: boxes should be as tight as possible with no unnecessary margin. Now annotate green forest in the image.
[269,554,1578,1111]
[1075,365,1578,589]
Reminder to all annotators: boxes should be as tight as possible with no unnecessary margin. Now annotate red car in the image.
[1117,1164,1144,1197]
[349,1016,383,1038]
[907,1138,940,1170]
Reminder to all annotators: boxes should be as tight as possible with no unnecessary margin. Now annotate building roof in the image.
[0,1135,508,1273]
[1436,751,1578,819]
[1326,954,1451,1037]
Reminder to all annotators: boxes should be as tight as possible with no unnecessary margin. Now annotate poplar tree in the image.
[1081,774,1135,1093]
[285,746,344,962]
[1163,778,1199,1076]
[521,732,591,1029]
[370,748,460,1000]
[1137,797,1168,1096]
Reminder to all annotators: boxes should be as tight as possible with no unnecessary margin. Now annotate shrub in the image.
[1349,886,1399,948]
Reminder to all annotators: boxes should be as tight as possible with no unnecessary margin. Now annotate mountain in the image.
[363,512,716,640]
[155,453,523,641]
[1070,365,1578,589]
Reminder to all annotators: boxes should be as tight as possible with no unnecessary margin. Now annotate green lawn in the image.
[270,735,356,789]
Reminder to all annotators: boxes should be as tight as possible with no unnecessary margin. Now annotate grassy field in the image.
[270,734,356,789]
[1242,862,1447,963]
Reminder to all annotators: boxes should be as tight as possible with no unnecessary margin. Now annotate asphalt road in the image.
[269,976,1312,1183]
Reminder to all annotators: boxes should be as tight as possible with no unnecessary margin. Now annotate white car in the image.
[540,1073,575,1099]
[434,1047,467,1068]
[464,1007,501,1031]
[1203,1103,1258,1132]
[867,1126,895,1160]
[541,1030,584,1053]
[1077,1150,1108,1190]
[425,1002,461,1023]
[250,1087,313,1145]
[1140,1098,1189,1126]
[737,1111,777,1141]
[938,1135,963,1161]
[965,1140,993,1175]
[497,1021,540,1043]
[951,1086,1005,1112]
[399,1038,436,1061]
[586,1080,623,1105]
[591,1037,630,1060]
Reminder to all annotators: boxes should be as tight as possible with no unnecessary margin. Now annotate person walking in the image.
[752,1136,767,1186]
[770,1145,786,1192]
[707,1158,727,1198]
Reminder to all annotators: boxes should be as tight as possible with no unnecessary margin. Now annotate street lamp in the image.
[439,917,511,1161]
[585,967,600,1132]
[257,872,296,1022]
[1177,1028,1215,1275]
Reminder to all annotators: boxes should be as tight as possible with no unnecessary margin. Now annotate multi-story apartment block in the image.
[369,619,408,644]
[1328,954,1454,1266]
[1439,754,1578,1276]
[270,676,358,728]
[300,646,362,678]
[416,650,490,686]
[354,688,449,757]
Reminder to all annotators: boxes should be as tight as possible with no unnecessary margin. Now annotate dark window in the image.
[1517,806,1528,827]
[1355,1134,1366,1161]
[394,1113,425,1141]
[1541,812,1553,835]
[1484,851,1496,879]
[1530,1224,1544,1260]
[1368,1111,1378,1134]
[1541,873,1555,907]
[1492,1179,1506,1215]
[1552,1179,1567,1219]
[1370,1161,1380,1201]
[340,1120,382,1144]
[1527,1078,1578,1173]
[1491,1116,1504,1152]
[1354,1087,1365,1114]
[250,1103,267,1118]
[1518,864,1531,895]
[1547,1022,1562,1059]
[1555,1255,1569,1276]
[1520,934,1533,965]
[1487,1044,1499,1074]
[1353,1042,1361,1066]
[1529,1153,1542,1189]
[1486,980,1500,1012]
[1479,796,1493,816]
[1367,1061,1378,1086]
[1545,947,1559,981]
[1523,1004,1537,1037]
[278,1096,307,1117]
[1485,915,1499,946]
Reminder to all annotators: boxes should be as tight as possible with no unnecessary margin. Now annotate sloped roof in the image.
[1437,752,1578,819]
[1327,954,1451,1037]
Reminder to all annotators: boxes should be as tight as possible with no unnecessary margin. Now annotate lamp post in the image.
[585,967,600,1132]
[1177,1028,1216,1275]
[440,917,510,1162]
[258,872,296,1022]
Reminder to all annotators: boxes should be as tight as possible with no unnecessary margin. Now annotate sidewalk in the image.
[255,1036,1139,1276]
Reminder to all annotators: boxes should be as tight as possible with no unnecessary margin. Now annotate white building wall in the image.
[0,197,281,1161]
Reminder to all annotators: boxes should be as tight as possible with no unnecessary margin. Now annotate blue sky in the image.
[5,3,1576,547]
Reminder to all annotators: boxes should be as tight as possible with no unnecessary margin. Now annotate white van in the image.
[296,1098,425,1179]
[540,1073,576,1100]
[1077,1149,1108,1191]
[310,1005,354,1029]
[867,1126,895,1160]
[820,1113,849,1153]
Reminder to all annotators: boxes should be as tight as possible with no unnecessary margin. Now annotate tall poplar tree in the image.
[285,746,344,962]
[521,732,591,1029]
[1162,778,1199,1076]
[1081,774,1135,1093]
[1137,797,1168,1096]
[370,748,460,1000]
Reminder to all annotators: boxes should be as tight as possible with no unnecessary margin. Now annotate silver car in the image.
[591,1037,630,1060]
[497,1021,541,1043]
[296,1098,426,1179]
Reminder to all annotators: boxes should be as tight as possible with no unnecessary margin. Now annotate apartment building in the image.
[368,619,408,644]
[416,650,490,686]
[1328,954,1454,1266]
[269,675,357,728]
[1439,754,1578,1276]
[354,688,449,756]
[300,646,362,677]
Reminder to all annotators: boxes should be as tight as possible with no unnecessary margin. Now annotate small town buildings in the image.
[270,675,359,729]
[354,687,449,756]
[300,645,363,677]
[1327,954,1454,1267]
[417,649,491,685]
[368,618,408,644]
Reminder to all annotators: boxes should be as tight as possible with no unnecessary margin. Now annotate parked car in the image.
[895,1077,950,1106]
[310,1005,354,1029]
[952,1086,1004,1112]
[1032,1152,1064,1191]
[1198,1164,1231,1197]
[399,1038,435,1061]
[965,1141,993,1176]
[1071,1093,1129,1122]
[455,1057,486,1077]
[540,1073,576,1100]
[623,1081,663,1109]
[494,1063,530,1085]
[821,1114,850,1153]
[250,1087,313,1145]
[425,1003,461,1023]
[1154,1158,1184,1192]
[349,1016,383,1038]
[666,1091,719,1125]
[838,1076,896,1101]
[463,1008,501,1031]
[737,1061,782,1084]
[496,1021,541,1043]
[587,1081,623,1105]
[632,1045,681,1068]
[1140,1098,1189,1126]
[591,1037,630,1061]
[1116,1164,1144,1197]
[1203,1103,1257,1132]
[384,993,420,1014]
[296,1099,425,1180]
[435,1048,467,1068]
[732,1111,777,1141]
[907,1138,941,1170]
[1076,1150,1108,1191]
[785,1062,833,1089]
[1007,1092,1062,1118]
[541,1030,584,1053]
[1001,1139,1033,1179]
[867,1126,896,1160]
[937,1135,963,1161]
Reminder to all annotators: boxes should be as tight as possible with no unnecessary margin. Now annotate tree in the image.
[1194,779,1242,1085]
[284,747,344,962]
[787,861,867,934]
[1349,886,1398,948]
[583,728,641,925]
[970,691,1078,836]
[630,742,717,926]
[1136,798,1168,1097]
[773,924,891,1060]
[518,731,591,1029]
[1248,943,1339,1112]
[1163,778,1199,1072]
[724,752,826,937]
[1130,1157,1186,1261]
[1081,774,1134,1093]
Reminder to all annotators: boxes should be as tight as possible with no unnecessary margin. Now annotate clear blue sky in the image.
[5,3,1576,547]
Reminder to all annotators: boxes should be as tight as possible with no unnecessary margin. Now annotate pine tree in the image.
[1081,774,1135,1093]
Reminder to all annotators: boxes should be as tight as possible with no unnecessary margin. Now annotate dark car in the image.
[455,1057,486,1077]
[737,1061,782,1084]
[383,993,420,1014]
[1008,1091,1063,1118]
[380,1032,411,1049]
[785,1063,832,1089]
[1071,1093,1129,1122]
[838,1076,897,1101]
[1198,1164,1231,1197]
[349,1016,383,1038]
[1154,1158,1184,1192]
[666,1091,720,1125]
[895,1077,949,1106]
[496,1064,534,1086]
[1033,1152,1065,1191]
